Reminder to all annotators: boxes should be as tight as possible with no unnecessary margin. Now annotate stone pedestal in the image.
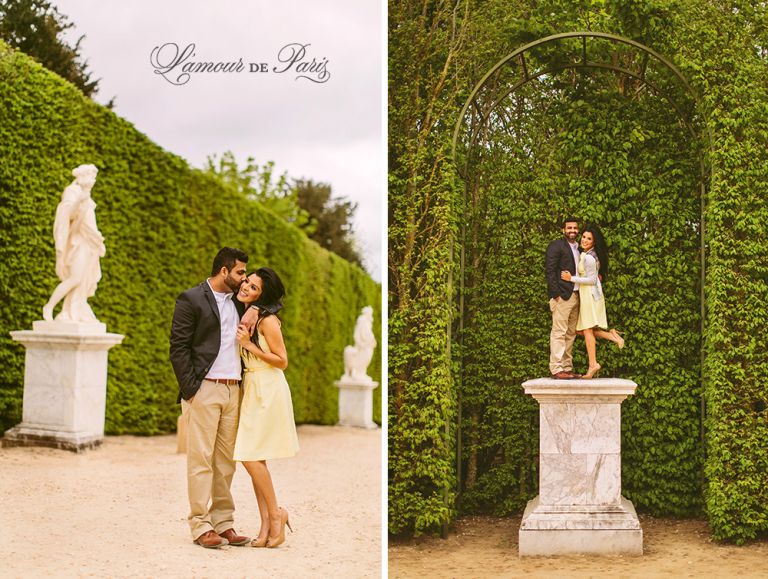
[3,321,124,452]
[334,378,379,429]
[519,377,642,556]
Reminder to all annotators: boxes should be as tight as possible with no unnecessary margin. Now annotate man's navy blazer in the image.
[169,281,246,402]
[545,237,579,301]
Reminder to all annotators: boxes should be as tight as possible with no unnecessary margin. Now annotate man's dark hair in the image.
[211,247,248,276]
[562,217,580,227]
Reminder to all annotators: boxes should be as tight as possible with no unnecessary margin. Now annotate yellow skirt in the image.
[233,365,299,461]
[576,285,608,331]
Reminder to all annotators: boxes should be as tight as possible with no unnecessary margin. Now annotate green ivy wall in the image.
[0,41,381,435]
[389,0,768,543]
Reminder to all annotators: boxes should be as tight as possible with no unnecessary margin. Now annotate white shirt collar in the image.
[206,279,233,300]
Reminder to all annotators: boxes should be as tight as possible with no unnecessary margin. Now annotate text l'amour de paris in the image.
[150,42,331,85]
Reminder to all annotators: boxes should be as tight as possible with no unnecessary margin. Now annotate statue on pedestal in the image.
[335,306,378,428]
[341,306,376,383]
[5,163,123,451]
[43,164,106,323]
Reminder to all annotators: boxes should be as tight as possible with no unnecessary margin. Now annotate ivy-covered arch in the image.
[448,32,711,526]
[389,1,768,544]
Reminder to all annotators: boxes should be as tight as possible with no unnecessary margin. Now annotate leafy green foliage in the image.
[669,0,768,545]
[388,0,469,536]
[389,0,768,543]
[0,41,381,435]
[204,152,312,230]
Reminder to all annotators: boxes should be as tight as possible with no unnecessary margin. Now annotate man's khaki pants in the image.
[181,379,240,540]
[549,293,580,375]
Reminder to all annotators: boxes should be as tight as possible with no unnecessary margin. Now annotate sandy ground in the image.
[0,425,381,578]
[389,515,768,578]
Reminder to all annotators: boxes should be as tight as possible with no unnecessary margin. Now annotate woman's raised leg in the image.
[594,328,624,349]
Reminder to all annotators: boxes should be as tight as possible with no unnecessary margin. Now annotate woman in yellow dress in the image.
[233,267,299,548]
[560,225,624,379]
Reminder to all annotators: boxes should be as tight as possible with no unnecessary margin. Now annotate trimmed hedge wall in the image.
[388,0,466,535]
[671,1,768,543]
[0,41,381,434]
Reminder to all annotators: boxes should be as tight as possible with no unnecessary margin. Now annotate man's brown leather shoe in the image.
[564,371,582,379]
[218,528,250,546]
[552,371,571,379]
[195,530,228,549]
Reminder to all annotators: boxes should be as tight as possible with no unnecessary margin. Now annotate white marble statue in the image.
[341,306,376,383]
[42,164,106,323]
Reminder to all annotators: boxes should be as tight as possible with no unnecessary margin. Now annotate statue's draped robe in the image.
[52,184,104,321]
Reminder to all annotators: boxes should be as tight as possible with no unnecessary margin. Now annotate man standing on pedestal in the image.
[545,217,582,379]
[170,247,257,549]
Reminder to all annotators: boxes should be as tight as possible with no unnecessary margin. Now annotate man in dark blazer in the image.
[170,247,258,549]
[545,218,582,379]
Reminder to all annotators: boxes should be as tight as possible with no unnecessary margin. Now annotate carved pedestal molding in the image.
[3,320,124,452]
[519,377,643,556]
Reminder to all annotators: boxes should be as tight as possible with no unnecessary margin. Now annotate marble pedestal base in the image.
[519,496,642,555]
[519,377,642,556]
[3,321,124,453]
[2,425,104,451]
[335,378,379,429]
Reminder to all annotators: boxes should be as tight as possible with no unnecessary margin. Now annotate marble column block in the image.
[3,321,124,452]
[518,377,643,556]
[334,378,379,429]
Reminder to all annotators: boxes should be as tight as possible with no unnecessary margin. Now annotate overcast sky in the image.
[54,0,383,281]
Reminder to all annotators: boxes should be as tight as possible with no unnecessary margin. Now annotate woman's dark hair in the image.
[583,224,609,282]
[251,267,285,308]
[247,267,286,342]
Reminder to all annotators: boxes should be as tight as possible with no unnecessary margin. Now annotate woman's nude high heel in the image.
[266,507,293,548]
[250,536,267,548]
[583,363,601,379]
[609,329,625,350]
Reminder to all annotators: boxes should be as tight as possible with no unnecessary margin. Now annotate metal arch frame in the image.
[463,62,696,153]
[447,32,711,526]
[451,31,710,158]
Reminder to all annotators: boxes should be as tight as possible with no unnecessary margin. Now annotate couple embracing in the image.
[546,218,625,380]
[169,247,299,549]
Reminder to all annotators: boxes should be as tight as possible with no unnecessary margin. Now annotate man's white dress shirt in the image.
[204,280,241,380]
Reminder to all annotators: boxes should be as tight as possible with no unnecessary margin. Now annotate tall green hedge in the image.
[0,41,381,435]
[389,0,768,543]
[388,0,467,535]
[671,1,768,544]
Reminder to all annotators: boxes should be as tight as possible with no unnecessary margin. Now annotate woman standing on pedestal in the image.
[560,225,624,379]
[234,267,299,548]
